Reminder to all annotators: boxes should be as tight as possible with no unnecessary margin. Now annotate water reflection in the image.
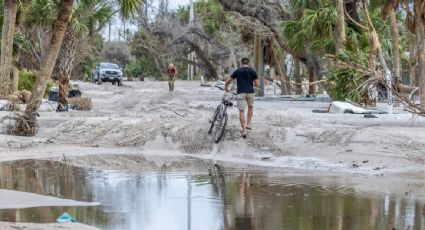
[0,160,423,230]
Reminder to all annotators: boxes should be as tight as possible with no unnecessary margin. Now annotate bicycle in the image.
[208,90,236,143]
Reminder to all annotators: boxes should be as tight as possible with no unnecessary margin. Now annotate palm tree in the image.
[0,0,19,98]
[414,1,425,110]
[11,5,26,93]
[378,0,403,84]
[282,1,339,56]
[17,0,142,135]
[335,0,346,56]
[56,1,113,111]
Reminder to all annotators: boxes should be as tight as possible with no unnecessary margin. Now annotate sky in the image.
[104,0,192,41]
[168,0,191,9]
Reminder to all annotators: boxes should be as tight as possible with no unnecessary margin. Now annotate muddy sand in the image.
[1,80,425,229]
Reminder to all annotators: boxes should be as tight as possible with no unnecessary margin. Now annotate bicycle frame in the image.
[215,93,234,122]
[208,92,236,143]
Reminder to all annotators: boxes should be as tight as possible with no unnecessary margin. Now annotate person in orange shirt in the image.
[167,63,177,92]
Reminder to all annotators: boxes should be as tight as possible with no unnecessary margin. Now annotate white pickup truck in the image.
[92,62,123,86]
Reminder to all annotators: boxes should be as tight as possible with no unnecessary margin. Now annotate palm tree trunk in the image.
[57,28,76,112]
[11,8,23,94]
[11,64,19,93]
[294,59,302,95]
[362,0,393,112]
[416,17,425,110]
[21,0,74,135]
[334,0,346,55]
[58,72,70,111]
[272,40,290,95]
[389,8,401,81]
[0,0,18,98]
[409,39,416,86]
[308,70,315,96]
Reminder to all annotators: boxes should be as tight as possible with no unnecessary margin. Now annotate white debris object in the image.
[329,101,381,114]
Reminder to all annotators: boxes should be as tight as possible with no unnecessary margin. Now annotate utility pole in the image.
[123,20,126,41]
[188,0,195,81]
[108,22,111,42]
[254,34,265,97]
[259,47,265,97]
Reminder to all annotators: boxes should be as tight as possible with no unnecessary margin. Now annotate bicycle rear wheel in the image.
[208,105,220,134]
[214,113,228,143]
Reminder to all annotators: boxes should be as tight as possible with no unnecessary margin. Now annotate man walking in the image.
[167,63,177,91]
[225,58,259,138]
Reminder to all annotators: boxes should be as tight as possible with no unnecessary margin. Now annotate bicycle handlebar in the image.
[215,85,237,95]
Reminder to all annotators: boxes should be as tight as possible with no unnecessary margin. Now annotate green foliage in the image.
[196,0,225,35]
[80,54,99,81]
[25,0,58,27]
[125,57,159,78]
[125,59,145,78]
[284,0,409,103]
[327,67,364,101]
[76,35,104,80]
[326,24,372,101]
[45,80,54,97]
[368,7,392,56]
[118,0,143,19]
[72,1,114,37]
[18,70,37,92]
[281,21,306,54]
[13,32,26,56]
[18,70,55,97]
[282,0,338,54]
[176,6,189,24]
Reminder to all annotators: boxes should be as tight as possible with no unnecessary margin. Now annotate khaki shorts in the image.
[237,93,255,111]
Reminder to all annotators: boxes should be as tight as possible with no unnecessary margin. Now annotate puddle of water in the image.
[0,160,424,230]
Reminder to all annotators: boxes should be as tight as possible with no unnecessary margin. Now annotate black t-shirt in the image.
[231,67,258,94]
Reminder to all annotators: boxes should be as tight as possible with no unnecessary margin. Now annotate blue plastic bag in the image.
[56,212,76,223]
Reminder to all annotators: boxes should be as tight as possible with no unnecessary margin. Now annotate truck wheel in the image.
[118,80,123,86]
[112,81,116,85]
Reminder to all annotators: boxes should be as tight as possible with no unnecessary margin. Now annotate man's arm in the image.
[253,70,259,88]
[224,77,234,92]
[254,79,259,88]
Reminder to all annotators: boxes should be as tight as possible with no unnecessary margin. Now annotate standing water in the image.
[0,160,423,230]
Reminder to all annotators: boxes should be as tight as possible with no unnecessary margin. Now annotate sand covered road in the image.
[1,79,425,176]
[1,79,425,229]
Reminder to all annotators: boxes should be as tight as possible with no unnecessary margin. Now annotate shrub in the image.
[18,70,37,92]
[18,70,56,98]
[327,67,364,102]
[68,97,92,111]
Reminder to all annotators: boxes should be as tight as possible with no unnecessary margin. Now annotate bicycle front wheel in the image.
[208,105,220,134]
[214,113,228,143]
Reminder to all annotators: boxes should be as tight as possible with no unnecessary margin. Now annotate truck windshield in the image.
[100,63,119,69]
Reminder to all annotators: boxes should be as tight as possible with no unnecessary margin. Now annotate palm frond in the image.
[281,20,306,54]
[117,0,142,19]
